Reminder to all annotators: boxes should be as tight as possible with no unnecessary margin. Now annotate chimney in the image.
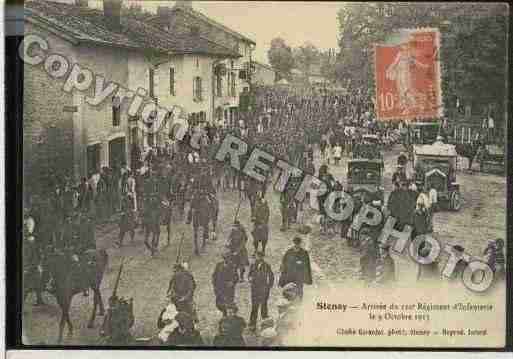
[175,0,193,10]
[103,0,122,31]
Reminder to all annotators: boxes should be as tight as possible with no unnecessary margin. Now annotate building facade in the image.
[24,0,239,189]
[152,1,256,127]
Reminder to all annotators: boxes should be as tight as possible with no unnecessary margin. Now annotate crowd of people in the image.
[23,83,506,346]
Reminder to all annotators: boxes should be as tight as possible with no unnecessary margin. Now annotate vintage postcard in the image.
[11,0,509,349]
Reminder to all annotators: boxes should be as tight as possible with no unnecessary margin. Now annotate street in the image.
[22,144,506,345]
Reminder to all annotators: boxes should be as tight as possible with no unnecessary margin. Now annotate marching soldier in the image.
[279,189,293,232]
[212,252,238,316]
[99,295,135,345]
[248,251,274,332]
[252,194,270,254]
[167,263,198,322]
[278,237,313,300]
[227,221,250,281]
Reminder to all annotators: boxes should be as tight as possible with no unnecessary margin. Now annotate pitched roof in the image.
[25,1,240,58]
[149,6,256,45]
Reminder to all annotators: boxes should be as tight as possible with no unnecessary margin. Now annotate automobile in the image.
[346,159,385,205]
[478,144,505,174]
[353,134,384,162]
[413,139,461,211]
[407,122,441,145]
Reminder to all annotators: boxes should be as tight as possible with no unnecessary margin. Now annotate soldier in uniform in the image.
[212,252,238,316]
[248,251,274,332]
[251,195,270,254]
[217,303,247,346]
[227,221,249,281]
[117,193,136,247]
[23,210,45,305]
[100,295,135,345]
[279,189,293,232]
[278,237,313,300]
[167,263,197,322]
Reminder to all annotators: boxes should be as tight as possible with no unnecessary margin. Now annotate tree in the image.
[267,38,295,80]
[293,42,320,75]
[335,3,508,126]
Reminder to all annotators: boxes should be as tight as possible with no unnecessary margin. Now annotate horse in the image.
[44,248,109,343]
[188,191,219,255]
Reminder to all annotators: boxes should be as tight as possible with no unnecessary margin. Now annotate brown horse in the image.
[45,248,109,343]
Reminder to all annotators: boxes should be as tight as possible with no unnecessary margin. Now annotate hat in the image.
[225,302,238,312]
[293,236,303,244]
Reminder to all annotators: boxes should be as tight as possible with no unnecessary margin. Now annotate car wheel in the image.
[450,191,462,211]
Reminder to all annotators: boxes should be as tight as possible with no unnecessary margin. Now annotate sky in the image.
[93,1,342,64]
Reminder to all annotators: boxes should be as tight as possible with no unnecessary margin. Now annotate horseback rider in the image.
[227,221,250,282]
[167,263,198,322]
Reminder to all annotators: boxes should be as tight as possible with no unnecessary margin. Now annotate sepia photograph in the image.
[14,0,509,348]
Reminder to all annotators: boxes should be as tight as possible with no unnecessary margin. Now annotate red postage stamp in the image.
[375,28,442,122]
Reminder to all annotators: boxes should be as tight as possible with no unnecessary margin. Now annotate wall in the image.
[157,54,215,126]
[23,23,75,195]
[24,21,154,181]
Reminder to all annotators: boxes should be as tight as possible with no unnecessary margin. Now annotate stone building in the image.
[24,0,240,192]
[150,0,256,127]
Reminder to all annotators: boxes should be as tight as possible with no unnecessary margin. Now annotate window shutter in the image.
[193,76,196,100]
[149,68,155,98]
[112,96,121,127]
[170,68,175,95]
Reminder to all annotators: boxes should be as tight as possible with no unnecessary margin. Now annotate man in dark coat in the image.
[166,312,204,346]
[212,252,238,316]
[279,237,313,299]
[167,263,197,321]
[227,221,249,281]
[251,195,270,254]
[217,303,246,346]
[387,180,413,229]
[248,251,274,331]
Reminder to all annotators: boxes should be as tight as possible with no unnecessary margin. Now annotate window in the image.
[169,67,175,95]
[148,133,154,147]
[149,68,155,98]
[196,57,200,68]
[216,74,223,97]
[193,76,203,101]
[230,72,236,97]
[112,96,121,127]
